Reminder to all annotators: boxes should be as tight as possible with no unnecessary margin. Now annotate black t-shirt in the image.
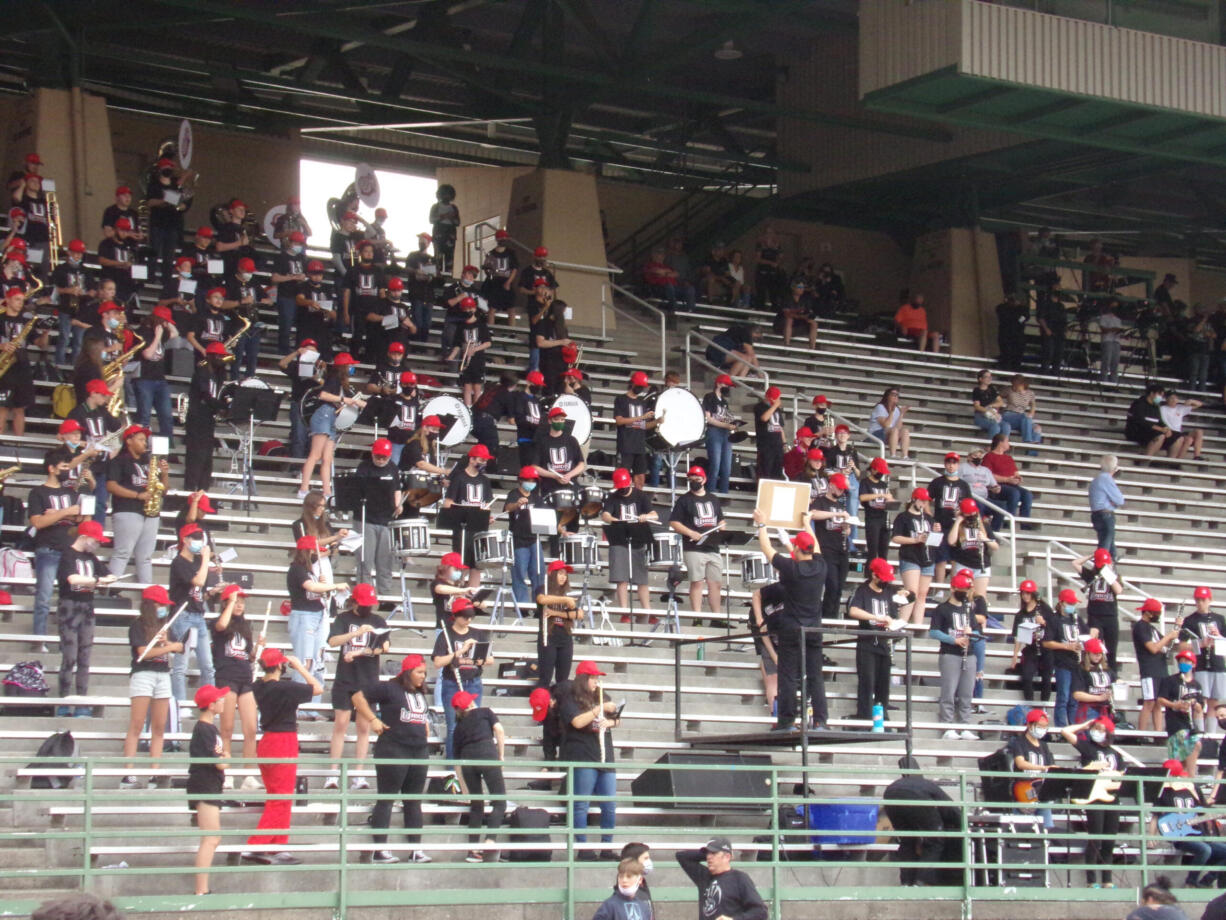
[355,458,401,526]
[129,620,171,673]
[602,488,652,547]
[57,547,100,597]
[1156,785,1203,814]
[513,391,545,442]
[1158,673,1204,736]
[364,680,430,748]
[433,626,490,682]
[675,851,767,920]
[68,406,120,477]
[109,450,153,515]
[344,263,384,315]
[1073,665,1115,702]
[559,693,614,764]
[212,624,255,685]
[1045,609,1085,669]
[452,706,499,759]
[136,321,168,382]
[505,487,544,548]
[1073,739,1121,771]
[254,679,314,733]
[191,306,230,347]
[753,401,785,453]
[859,473,891,523]
[102,203,138,230]
[1183,612,1226,672]
[97,238,133,285]
[971,385,999,411]
[483,247,519,281]
[272,251,306,302]
[27,484,78,551]
[892,509,934,568]
[330,611,388,690]
[669,491,724,553]
[927,476,971,531]
[750,583,784,655]
[1080,566,1119,620]
[536,434,583,483]
[1132,619,1168,677]
[1011,602,1052,655]
[446,468,493,507]
[950,520,994,570]
[702,391,733,427]
[170,553,214,614]
[186,720,224,797]
[283,354,321,402]
[1007,733,1053,768]
[809,495,848,558]
[386,395,420,443]
[930,599,973,657]
[771,553,826,628]
[287,561,325,612]
[215,222,251,274]
[51,261,93,303]
[614,394,650,455]
[849,582,897,652]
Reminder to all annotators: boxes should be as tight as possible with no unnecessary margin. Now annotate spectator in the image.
[705,322,761,379]
[753,225,787,310]
[753,386,786,480]
[981,434,1034,527]
[894,292,940,352]
[1179,303,1216,392]
[676,837,767,920]
[725,249,748,307]
[1001,375,1043,446]
[970,368,1007,438]
[813,262,845,317]
[560,661,620,859]
[1097,300,1124,384]
[1126,875,1187,920]
[778,279,817,350]
[958,445,1000,508]
[1160,391,1205,461]
[592,859,654,920]
[663,236,697,312]
[867,386,910,459]
[881,758,963,887]
[1088,454,1124,561]
[1036,280,1068,375]
[699,242,732,304]
[641,246,684,313]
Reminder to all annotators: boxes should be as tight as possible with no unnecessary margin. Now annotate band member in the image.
[859,457,893,561]
[1076,548,1123,671]
[452,690,507,863]
[1044,587,1086,728]
[404,233,434,342]
[534,406,586,537]
[670,466,726,626]
[1010,580,1054,702]
[241,648,322,866]
[614,372,654,489]
[453,297,492,406]
[384,276,417,345]
[559,660,620,855]
[398,415,446,484]
[55,418,100,492]
[16,171,50,277]
[1134,597,1181,734]
[0,287,43,436]
[442,444,495,586]
[298,352,364,500]
[531,281,573,387]
[753,385,786,479]
[145,156,187,284]
[212,584,261,765]
[535,559,579,688]
[160,256,199,328]
[931,570,978,739]
[186,286,231,360]
[702,373,739,496]
[271,231,308,353]
[947,498,997,600]
[1073,637,1115,724]
[345,241,386,359]
[752,509,828,731]
[354,438,405,600]
[927,452,972,585]
[279,339,323,460]
[429,184,460,275]
[433,596,494,761]
[1182,586,1226,717]
[782,428,817,481]
[107,425,168,584]
[55,520,118,713]
[601,467,658,623]
[386,371,421,466]
[182,226,218,312]
[296,261,337,359]
[504,467,545,614]
[1154,759,1226,887]
[102,185,140,239]
[214,198,255,276]
[518,246,557,299]
[1159,649,1205,775]
[481,228,519,324]
[222,256,268,379]
[97,217,138,305]
[882,757,963,886]
[28,448,83,649]
[350,654,432,864]
[272,196,312,242]
[325,583,388,792]
[183,342,229,492]
[848,558,901,721]
[1008,709,1054,826]
[810,472,852,621]
[52,238,94,364]
[169,523,220,704]
[135,306,178,445]
[440,264,479,359]
[1059,716,1122,888]
[514,370,548,467]
[330,210,361,278]
[187,684,227,895]
[68,377,122,523]
[285,535,346,709]
[364,341,408,419]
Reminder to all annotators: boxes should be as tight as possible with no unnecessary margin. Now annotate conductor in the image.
[752,508,828,732]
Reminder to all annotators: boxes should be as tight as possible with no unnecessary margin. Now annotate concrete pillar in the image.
[909,227,1003,359]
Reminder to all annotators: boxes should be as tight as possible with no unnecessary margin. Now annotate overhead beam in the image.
[934,85,1016,114]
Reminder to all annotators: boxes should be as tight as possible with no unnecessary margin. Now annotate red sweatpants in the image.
[247,731,298,846]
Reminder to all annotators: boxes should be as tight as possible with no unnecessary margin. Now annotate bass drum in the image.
[647,387,706,451]
[550,393,592,445]
[421,395,472,448]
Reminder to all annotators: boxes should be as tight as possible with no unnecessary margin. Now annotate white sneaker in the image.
[241,775,262,792]
[372,849,399,864]
[324,775,339,791]
[223,774,235,791]
[960,730,980,741]
[296,490,309,499]
[942,729,961,740]
[119,776,142,789]
[350,777,370,791]
[409,850,432,863]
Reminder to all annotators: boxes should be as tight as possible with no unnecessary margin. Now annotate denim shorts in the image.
[129,669,173,700]
[309,402,337,438]
[964,566,991,580]
[899,560,935,576]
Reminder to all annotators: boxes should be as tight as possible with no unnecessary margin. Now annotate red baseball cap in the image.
[353,583,377,606]
[1084,637,1105,655]
[792,531,816,552]
[1195,586,1213,601]
[1019,579,1038,594]
[795,427,814,440]
[612,468,631,489]
[828,472,849,492]
[950,571,974,590]
[1094,715,1115,733]
[1164,759,1188,777]
[221,584,246,600]
[526,370,546,387]
[959,498,978,516]
[575,660,605,677]
[561,368,583,380]
[399,371,417,387]
[116,185,132,196]
[547,559,574,574]
[194,685,229,709]
[1025,708,1048,725]
[547,407,567,419]
[529,687,551,722]
[99,300,123,314]
[715,374,735,387]
[460,296,477,310]
[1093,548,1113,568]
[58,418,82,435]
[869,457,890,475]
[534,246,549,258]
[462,264,479,276]
[519,466,539,480]
[122,424,151,441]
[195,494,216,514]
[806,448,824,463]
[468,444,493,460]
[371,438,392,457]
[306,260,324,273]
[686,465,706,480]
[77,520,111,544]
[495,229,509,240]
[868,558,895,582]
[630,371,649,387]
[944,452,960,462]
[451,596,475,616]
[421,415,443,429]
[229,198,247,210]
[1139,598,1162,614]
[387,277,404,291]
[206,286,226,299]
[533,277,550,288]
[152,305,173,322]
[25,153,42,165]
[237,257,255,272]
[1176,649,1197,664]
[812,395,828,406]
[142,584,171,604]
[910,487,931,502]
[85,379,111,397]
[1058,588,1079,605]
[399,653,424,674]
[834,424,850,435]
[195,226,213,238]
[416,232,432,242]
[451,690,477,710]
[68,239,86,254]
[440,552,468,569]
[332,352,357,366]
[765,386,781,401]
[260,648,287,669]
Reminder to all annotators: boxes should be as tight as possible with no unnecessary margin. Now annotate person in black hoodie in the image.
[881,756,962,886]
[1125,383,1186,461]
[676,836,767,920]
[927,452,971,585]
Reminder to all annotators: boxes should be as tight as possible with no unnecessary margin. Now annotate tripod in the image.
[487,541,528,628]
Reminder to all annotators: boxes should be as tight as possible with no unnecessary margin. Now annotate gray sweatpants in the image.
[58,597,95,697]
[358,523,396,599]
[109,511,160,584]
[938,652,975,725]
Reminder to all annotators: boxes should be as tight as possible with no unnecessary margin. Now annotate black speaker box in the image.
[631,752,772,810]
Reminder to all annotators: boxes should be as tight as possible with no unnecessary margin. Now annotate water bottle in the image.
[872,703,885,733]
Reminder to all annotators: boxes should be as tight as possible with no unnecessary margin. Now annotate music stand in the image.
[225,385,281,514]
[334,474,370,575]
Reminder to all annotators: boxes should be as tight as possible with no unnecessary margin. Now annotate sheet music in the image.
[925,531,944,548]
[179,279,197,295]
[207,259,224,274]
[130,264,148,280]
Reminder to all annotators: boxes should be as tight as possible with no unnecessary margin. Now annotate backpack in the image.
[51,383,77,419]
[0,548,32,581]
[27,731,78,789]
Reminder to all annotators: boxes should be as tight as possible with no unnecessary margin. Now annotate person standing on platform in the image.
[881,757,963,886]
[1182,586,1226,719]
[55,520,117,716]
[443,444,495,587]
[702,374,739,496]
[1077,548,1123,672]
[503,467,545,616]
[931,570,978,740]
[602,467,657,625]
[614,371,654,490]
[353,438,404,602]
[753,508,828,732]
[928,452,971,586]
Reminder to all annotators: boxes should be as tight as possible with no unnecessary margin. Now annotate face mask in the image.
[188,540,203,554]
[550,422,566,432]
[617,882,640,898]
[522,481,537,492]
[953,590,968,603]
[474,461,487,472]
[179,268,191,278]
[156,606,169,619]
[347,367,355,376]
[1218,719,1226,730]
[970,457,982,466]
[461,279,473,287]
[106,317,120,330]
[1089,729,1107,744]
[238,273,252,283]
[1179,661,1194,674]
[290,245,303,255]
[640,858,653,876]
[1027,725,1044,738]
[1063,604,1077,616]
[688,479,703,492]
[450,568,464,581]
[312,510,323,519]
[563,306,574,321]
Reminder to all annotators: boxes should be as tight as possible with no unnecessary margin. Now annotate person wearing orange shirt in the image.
[894,292,941,352]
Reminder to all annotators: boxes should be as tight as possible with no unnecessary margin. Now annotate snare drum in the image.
[649,531,682,570]
[579,485,606,519]
[473,530,513,569]
[334,402,361,432]
[390,519,429,558]
[546,485,580,526]
[560,532,599,571]
[741,554,776,589]
[405,470,444,509]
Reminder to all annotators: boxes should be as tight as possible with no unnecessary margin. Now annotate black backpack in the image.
[28,731,77,789]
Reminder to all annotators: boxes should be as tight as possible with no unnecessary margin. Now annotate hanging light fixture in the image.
[714,40,743,61]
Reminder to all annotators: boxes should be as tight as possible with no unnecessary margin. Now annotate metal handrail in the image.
[787,394,886,460]
[682,328,769,398]
[471,220,621,278]
[599,282,667,375]
[1044,538,1150,620]
[909,460,1018,589]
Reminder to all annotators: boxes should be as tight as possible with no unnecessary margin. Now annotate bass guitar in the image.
[1158,811,1226,839]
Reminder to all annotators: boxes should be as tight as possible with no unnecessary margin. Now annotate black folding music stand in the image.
[225,385,281,514]
[334,474,370,575]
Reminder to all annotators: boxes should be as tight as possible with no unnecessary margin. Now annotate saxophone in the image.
[143,450,165,518]
[104,329,148,418]
[200,313,250,367]
[0,465,21,485]
[0,275,46,382]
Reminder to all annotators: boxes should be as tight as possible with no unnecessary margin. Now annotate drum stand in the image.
[487,559,527,628]
[219,413,258,515]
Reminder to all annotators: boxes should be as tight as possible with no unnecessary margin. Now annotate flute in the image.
[259,600,272,643]
[136,600,189,663]
[597,681,607,765]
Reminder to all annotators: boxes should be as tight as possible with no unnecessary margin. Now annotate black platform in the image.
[684,728,904,749]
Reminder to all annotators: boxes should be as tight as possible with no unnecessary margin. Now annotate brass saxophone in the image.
[0,465,21,484]
[198,313,250,367]
[104,329,148,418]
[143,450,165,518]
[0,275,46,382]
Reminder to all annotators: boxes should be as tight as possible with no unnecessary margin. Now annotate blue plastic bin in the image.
[806,802,879,846]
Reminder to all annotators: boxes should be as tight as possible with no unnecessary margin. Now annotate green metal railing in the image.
[2,754,1219,917]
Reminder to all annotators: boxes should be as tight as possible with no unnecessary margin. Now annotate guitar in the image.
[1012,777,1042,803]
[1158,811,1226,839]
[1071,768,1124,805]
